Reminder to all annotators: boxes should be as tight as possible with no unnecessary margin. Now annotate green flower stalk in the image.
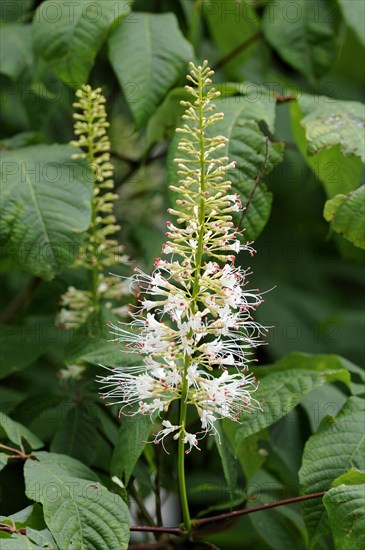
[99,62,267,531]
[57,85,129,328]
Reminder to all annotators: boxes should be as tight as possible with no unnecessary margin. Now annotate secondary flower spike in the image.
[99,61,267,452]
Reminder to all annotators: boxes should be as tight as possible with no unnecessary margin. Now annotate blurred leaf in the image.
[234,353,351,445]
[64,309,141,367]
[0,0,32,23]
[26,527,58,549]
[236,429,269,479]
[300,383,347,432]
[24,453,130,549]
[324,483,365,550]
[110,415,152,485]
[204,0,266,80]
[32,0,131,86]
[0,412,43,450]
[262,0,340,82]
[108,12,193,126]
[291,101,363,198]
[214,420,238,499]
[0,324,53,379]
[324,186,365,249]
[0,453,9,472]
[337,0,365,46]
[0,535,40,549]
[249,507,306,550]
[0,144,93,280]
[294,94,365,162]
[0,24,33,80]
[50,403,101,465]
[0,132,42,149]
[299,396,365,548]
[146,87,189,150]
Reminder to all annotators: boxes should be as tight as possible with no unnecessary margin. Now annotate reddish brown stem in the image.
[130,491,325,535]
[0,522,26,535]
[194,491,326,526]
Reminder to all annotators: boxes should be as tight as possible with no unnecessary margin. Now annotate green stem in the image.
[177,68,206,534]
[178,355,192,533]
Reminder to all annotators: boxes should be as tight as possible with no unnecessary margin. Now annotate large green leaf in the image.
[32,0,131,86]
[291,102,363,198]
[299,396,365,547]
[234,353,351,446]
[108,12,193,126]
[0,24,33,80]
[50,403,101,465]
[110,415,153,485]
[262,0,340,81]
[24,453,130,549]
[324,483,365,550]
[294,95,365,163]
[168,95,283,241]
[324,186,365,249]
[32,451,99,482]
[337,0,365,46]
[0,144,93,280]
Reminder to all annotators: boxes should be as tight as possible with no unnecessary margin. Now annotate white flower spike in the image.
[99,61,267,452]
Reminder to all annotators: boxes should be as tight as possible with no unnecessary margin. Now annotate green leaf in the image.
[324,483,365,550]
[294,94,365,163]
[50,403,101,465]
[291,102,363,198]
[32,0,131,86]
[204,0,266,80]
[146,87,189,150]
[0,453,9,472]
[0,144,93,280]
[26,527,57,549]
[337,0,365,46]
[0,0,33,23]
[0,412,43,450]
[299,396,365,547]
[110,415,152,485]
[262,0,340,82]
[24,453,130,549]
[108,12,193,126]
[247,470,307,550]
[33,451,99,482]
[168,95,283,241]
[0,325,51,378]
[214,420,238,499]
[332,468,365,487]
[234,353,351,445]
[236,430,269,479]
[0,534,40,549]
[64,309,141,367]
[0,24,33,80]
[324,186,365,249]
